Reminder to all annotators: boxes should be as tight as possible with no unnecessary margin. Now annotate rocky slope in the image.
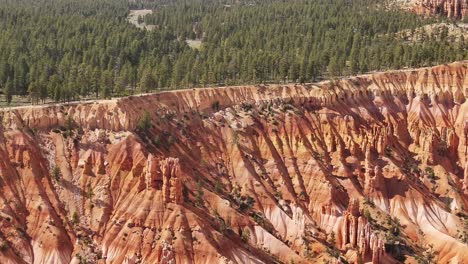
[0,62,467,263]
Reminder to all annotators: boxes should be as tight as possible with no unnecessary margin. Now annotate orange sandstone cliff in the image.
[412,0,468,19]
[0,62,467,263]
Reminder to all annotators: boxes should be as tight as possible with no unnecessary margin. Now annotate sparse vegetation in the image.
[384,146,393,157]
[161,112,176,123]
[364,197,375,208]
[280,103,294,112]
[274,190,283,200]
[304,243,317,260]
[386,215,402,236]
[214,210,231,234]
[456,212,468,244]
[0,240,8,251]
[239,195,255,212]
[137,111,152,133]
[329,231,336,245]
[182,184,190,203]
[326,246,340,259]
[72,211,80,225]
[364,209,376,226]
[85,185,94,200]
[415,244,437,264]
[458,229,468,244]
[214,179,223,193]
[65,115,75,131]
[195,180,204,207]
[252,212,265,225]
[52,166,61,182]
[402,157,421,176]
[167,133,176,148]
[76,253,87,264]
[152,134,161,147]
[240,103,253,112]
[425,167,439,183]
[241,227,251,242]
[436,141,449,156]
[211,101,220,111]
[231,131,239,146]
[151,131,176,149]
[385,241,407,262]
[298,191,307,200]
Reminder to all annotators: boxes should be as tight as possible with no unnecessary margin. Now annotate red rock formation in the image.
[464,163,468,194]
[141,153,161,191]
[338,199,388,264]
[0,62,466,263]
[161,158,183,204]
[413,0,468,19]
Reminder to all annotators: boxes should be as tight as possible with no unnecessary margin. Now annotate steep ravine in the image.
[0,62,467,263]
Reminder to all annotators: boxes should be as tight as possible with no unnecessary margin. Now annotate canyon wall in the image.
[0,62,467,263]
[412,0,468,19]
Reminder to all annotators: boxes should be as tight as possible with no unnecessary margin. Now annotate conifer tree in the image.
[4,78,13,105]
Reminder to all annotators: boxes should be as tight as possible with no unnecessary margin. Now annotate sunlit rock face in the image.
[413,0,468,19]
[0,62,467,263]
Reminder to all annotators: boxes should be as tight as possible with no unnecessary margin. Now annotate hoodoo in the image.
[413,0,468,19]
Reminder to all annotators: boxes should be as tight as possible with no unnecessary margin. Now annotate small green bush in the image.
[137,111,152,132]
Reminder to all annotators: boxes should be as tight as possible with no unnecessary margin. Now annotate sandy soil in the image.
[388,0,419,9]
[186,39,202,50]
[127,9,155,30]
